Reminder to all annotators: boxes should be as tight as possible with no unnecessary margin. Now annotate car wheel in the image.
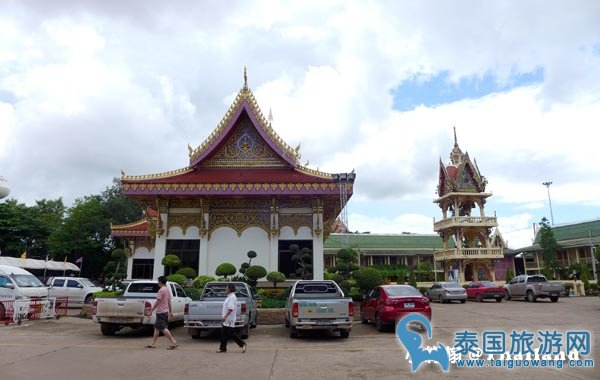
[460,299,466,304]
[290,326,298,339]
[285,317,289,328]
[375,313,385,332]
[476,294,483,303]
[241,325,249,339]
[84,295,93,305]
[495,298,502,303]
[505,292,511,301]
[340,329,350,339]
[0,303,5,323]
[438,295,444,304]
[526,291,537,302]
[550,296,559,303]
[190,329,202,339]
[100,324,118,336]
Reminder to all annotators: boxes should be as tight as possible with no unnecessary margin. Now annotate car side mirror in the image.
[78,284,84,289]
[6,283,15,289]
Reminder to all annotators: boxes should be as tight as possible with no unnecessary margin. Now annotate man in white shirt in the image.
[217,284,247,353]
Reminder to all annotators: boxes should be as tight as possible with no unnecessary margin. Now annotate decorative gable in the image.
[198,111,289,169]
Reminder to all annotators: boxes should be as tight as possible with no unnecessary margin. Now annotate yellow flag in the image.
[21,251,27,259]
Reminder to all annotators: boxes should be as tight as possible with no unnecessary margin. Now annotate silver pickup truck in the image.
[184,282,258,339]
[504,274,564,302]
[92,280,190,336]
[285,280,354,339]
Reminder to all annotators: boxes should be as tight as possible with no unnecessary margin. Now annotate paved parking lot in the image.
[1,297,598,380]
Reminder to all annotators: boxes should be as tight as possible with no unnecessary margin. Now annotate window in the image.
[127,283,160,294]
[166,240,200,274]
[53,279,65,287]
[67,280,80,288]
[175,284,186,298]
[0,276,9,288]
[132,259,154,279]
[384,286,421,297]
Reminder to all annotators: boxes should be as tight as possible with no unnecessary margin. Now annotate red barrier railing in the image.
[0,297,67,325]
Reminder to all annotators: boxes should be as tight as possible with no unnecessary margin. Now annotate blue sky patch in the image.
[392,69,544,111]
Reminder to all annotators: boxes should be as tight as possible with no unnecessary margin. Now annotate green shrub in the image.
[260,299,286,308]
[215,263,237,278]
[354,267,384,292]
[167,274,187,286]
[418,286,428,295]
[266,271,286,288]
[176,267,198,279]
[505,268,514,282]
[184,287,202,301]
[193,275,216,289]
[162,254,181,275]
[93,290,123,299]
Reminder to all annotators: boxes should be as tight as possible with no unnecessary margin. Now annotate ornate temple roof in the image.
[121,68,352,198]
[110,208,157,237]
[436,128,487,198]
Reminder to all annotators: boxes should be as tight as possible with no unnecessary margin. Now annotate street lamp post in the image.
[542,181,555,226]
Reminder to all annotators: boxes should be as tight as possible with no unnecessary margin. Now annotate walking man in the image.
[146,276,178,350]
[217,283,247,353]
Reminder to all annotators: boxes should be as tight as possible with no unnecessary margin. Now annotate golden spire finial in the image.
[120,169,125,177]
[243,66,248,89]
[188,143,193,156]
[453,126,458,147]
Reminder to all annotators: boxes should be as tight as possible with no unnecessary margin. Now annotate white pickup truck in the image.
[285,280,354,339]
[92,280,190,336]
[185,282,259,339]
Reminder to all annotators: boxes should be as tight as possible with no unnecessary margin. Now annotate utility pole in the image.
[542,181,555,226]
[590,230,597,282]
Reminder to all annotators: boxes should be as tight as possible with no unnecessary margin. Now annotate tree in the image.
[239,250,258,274]
[538,217,560,279]
[193,275,216,289]
[332,248,359,295]
[176,267,197,279]
[505,268,514,282]
[244,265,267,288]
[266,271,286,288]
[101,179,143,225]
[354,268,384,293]
[162,254,181,275]
[216,263,237,279]
[290,244,313,280]
[167,274,187,287]
[104,248,127,290]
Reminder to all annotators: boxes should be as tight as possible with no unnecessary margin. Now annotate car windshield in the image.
[127,283,160,293]
[384,286,422,297]
[11,274,44,287]
[294,282,340,299]
[443,283,463,289]
[528,276,547,283]
[480,282,498,288]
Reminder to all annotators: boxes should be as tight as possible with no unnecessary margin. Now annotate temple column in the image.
[152,213,168,280]
[199,212,209,276]
[312,211,324,280]
[126,239,134,279]
[269,203,279,274]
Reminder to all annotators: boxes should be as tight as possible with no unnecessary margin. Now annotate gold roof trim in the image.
[189,83,300,165]
[122,167,193,181]
[296,165,336,180]
[110,219,149,230]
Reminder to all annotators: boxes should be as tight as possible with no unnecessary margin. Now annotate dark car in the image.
[360,285,431,332]
[465,281,506,302]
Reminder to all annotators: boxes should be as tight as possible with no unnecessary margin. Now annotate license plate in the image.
[404,303,415,308]
[112,318,128,324]
[316,319,330,325]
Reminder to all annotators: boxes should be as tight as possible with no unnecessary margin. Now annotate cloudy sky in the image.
[1,1,599,248]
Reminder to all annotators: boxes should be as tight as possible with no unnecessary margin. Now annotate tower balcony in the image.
[434,247,504,261]
[433,216,498,232]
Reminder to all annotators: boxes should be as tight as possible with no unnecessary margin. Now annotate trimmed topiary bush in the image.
[266,271,286,288]
[167,274,187,286]
[193,275,216,289]
[215,263,237,278]
[245,265,267,288]
[354,267,384,293]
[162,254,181,275]
[505,268,514,282]
[176,267,198,279]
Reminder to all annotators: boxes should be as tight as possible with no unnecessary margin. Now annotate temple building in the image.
[432,130,506,282]
[111,71,354,281]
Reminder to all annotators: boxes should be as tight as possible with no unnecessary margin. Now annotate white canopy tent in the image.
[0,257,80,272]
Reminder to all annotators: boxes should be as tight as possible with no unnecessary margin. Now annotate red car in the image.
[465,281,506,302]
[360,285,431,331]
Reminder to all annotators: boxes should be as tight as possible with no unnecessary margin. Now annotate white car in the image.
[48,277,103,305]
[0,265,49,299]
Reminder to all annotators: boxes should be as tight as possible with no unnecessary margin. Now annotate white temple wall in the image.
[206,227,271,277]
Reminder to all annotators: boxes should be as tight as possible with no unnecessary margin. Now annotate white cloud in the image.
[0,1,599,246]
